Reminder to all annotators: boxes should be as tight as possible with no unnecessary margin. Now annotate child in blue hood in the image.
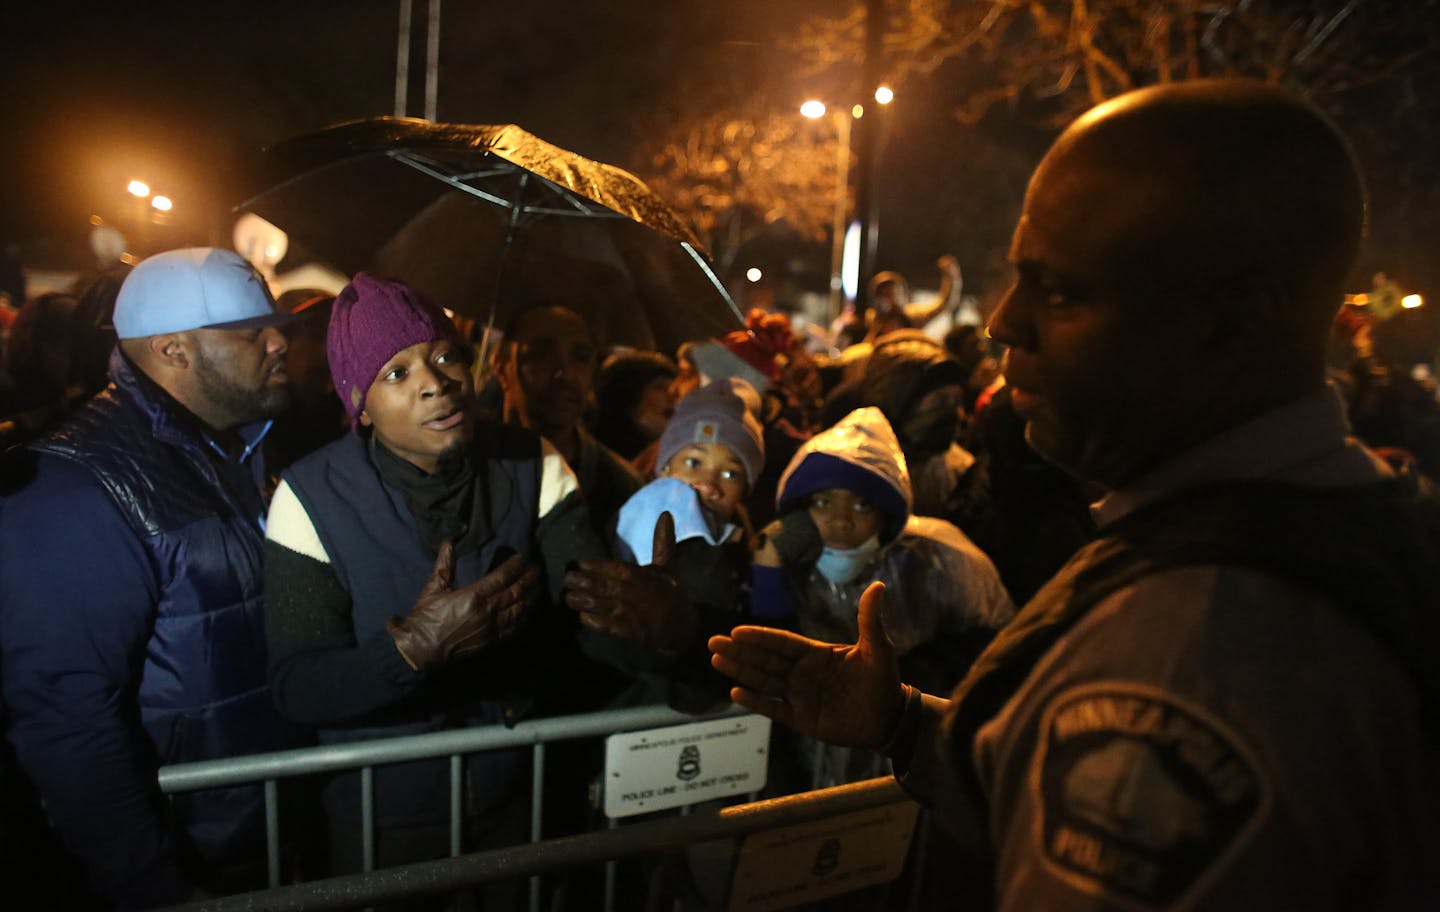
[752,407,1013,692]
[752,406,1013,787]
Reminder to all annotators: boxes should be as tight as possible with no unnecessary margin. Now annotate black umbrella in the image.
[237,117,744,353]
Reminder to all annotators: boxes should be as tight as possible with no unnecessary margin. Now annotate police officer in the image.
[711,80,1440,910]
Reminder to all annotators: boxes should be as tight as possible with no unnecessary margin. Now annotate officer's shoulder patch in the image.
[1030,681,1272,910]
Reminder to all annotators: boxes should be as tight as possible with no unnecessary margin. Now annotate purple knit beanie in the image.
[327,272,463,424]
[656,378,766,485]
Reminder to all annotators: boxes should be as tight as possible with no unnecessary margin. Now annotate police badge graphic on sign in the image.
[676,745,701,781]
[1033,682,1272,909]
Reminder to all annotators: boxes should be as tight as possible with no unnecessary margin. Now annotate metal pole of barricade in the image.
[448,755,462,857]
[448,753,462,912]
[603,816,619,912]
[361,767,375,873]
[265,781,281,888]
[529,743,545,912]
[162,705,749,793]
[671,804,694,912]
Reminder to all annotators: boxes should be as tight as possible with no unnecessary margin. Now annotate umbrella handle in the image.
[481,171,532,348]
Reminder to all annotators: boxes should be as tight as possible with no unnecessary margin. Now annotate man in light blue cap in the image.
[0,247,306,907]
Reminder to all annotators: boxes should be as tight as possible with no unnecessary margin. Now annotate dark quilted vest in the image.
[29,353,299,859]
[282,427,547,826]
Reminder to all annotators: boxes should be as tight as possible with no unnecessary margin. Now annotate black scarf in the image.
[369,437,486,556]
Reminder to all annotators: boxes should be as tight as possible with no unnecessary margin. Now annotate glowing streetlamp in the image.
[802,87,894,320]
[124,179,156,255]
[803,99,858,319]
[746,267,763,283]
[1403,294,1424,310]
[150,195,173,212]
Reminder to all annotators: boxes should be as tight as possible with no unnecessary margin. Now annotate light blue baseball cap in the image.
[113,247,298,339]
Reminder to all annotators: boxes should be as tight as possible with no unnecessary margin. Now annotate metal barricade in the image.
[159,704,750,906]
[158,704,930,912]
[158,777,915,912]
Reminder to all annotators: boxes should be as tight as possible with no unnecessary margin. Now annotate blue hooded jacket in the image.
[753,407,1013,655]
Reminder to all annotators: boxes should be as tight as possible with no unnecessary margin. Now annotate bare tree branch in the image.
[792,0,1437,125]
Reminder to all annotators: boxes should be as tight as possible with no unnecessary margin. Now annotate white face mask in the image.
[814,535,882,585]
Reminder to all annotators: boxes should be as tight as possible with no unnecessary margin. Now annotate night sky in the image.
[0,2,838,260]
[2,1,1435,302]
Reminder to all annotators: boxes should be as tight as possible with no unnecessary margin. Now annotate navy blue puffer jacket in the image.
[2,350,302,904]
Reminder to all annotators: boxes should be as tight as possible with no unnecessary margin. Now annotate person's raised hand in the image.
[565,512,697,654]
[387,542,542,672]
[936,254,962,280]
[709,581,907,750]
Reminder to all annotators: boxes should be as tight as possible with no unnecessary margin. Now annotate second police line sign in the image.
[603,714,773,818]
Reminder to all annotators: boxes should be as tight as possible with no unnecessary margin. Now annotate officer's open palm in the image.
[709,581,906,750]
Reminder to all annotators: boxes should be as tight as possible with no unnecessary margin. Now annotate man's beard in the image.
[194,347,290,426]
[434,434,473,470]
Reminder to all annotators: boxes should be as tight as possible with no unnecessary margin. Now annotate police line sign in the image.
[728,801,920,911]
[603,714,772,818]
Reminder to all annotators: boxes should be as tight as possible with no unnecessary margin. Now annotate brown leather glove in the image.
[388,542,542,672]
[564,512,696,654]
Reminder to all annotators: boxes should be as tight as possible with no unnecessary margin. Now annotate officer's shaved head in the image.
[1031,79,1364,341]
[991,80,1368,486]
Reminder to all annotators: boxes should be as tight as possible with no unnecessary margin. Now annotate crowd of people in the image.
[0,78,1436,911]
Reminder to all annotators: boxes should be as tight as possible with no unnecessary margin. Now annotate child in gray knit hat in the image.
[614,378,764,564]
[611,378,768,718]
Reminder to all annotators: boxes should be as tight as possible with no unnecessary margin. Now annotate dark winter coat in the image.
[1,350,300,907]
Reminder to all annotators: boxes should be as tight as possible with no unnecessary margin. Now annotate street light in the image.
[802,88,893,322]
[125,179,155,256]
[802,99,857,321]
[121,179,176,250]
